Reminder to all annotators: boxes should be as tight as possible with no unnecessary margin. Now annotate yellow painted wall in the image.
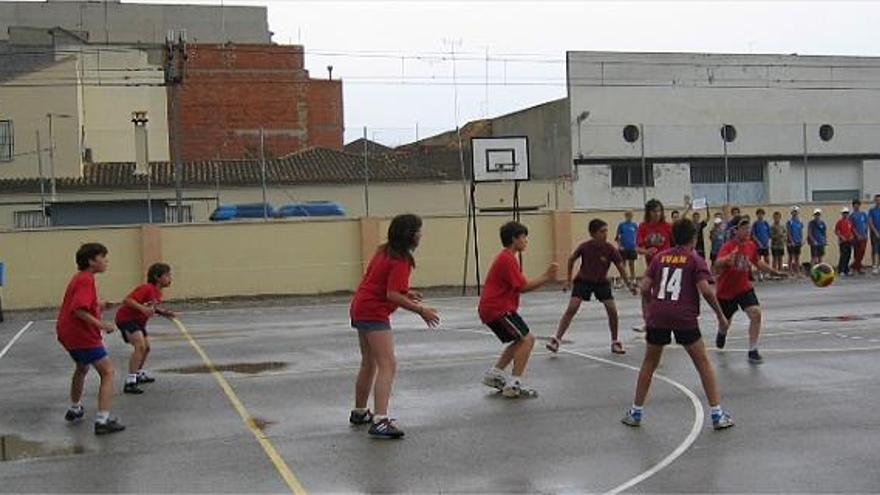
[0,226,143,310]
[0,203,859,310]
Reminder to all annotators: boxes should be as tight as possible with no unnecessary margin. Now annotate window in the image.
[14,210,49,229]
[690,160,764,183]
[0,120,13,162]
[165,204,193,223]
[812,190,860,202]
[611,162,654,187]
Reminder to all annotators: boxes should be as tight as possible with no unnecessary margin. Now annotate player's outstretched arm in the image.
[754,258,785,277]
[387,290,440,328]
[522,263,559,293]
[563,252,579,291]
[696,280,729,334]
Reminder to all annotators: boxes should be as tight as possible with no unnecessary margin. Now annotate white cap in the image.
[713,218,722,224]
[791,205,800,212]
[813,208,822,215]
[842,207,851,213]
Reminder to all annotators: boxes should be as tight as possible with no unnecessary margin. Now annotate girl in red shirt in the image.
[634,199,672,332]
[349,214,440,439]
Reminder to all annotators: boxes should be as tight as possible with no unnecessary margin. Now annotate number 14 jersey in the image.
[645,246,714,330]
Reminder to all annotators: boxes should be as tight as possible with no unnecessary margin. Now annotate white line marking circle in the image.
[0,321,35,360]
[559,349,704,495]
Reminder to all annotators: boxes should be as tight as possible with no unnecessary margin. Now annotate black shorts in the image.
[787,244,802,256]
[117,320,147,344]
[719,289,760,320]
[571,279,613,302]
[485,312,531,344]
[771,248,785,258]
[620,249,638,261]
[646,327,702,346]
[757,248,769,257]
[810,245,826,258]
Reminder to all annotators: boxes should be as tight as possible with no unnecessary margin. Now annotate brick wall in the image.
[174,43,343,161]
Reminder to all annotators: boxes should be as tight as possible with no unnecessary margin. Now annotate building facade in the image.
[567,51,880,209]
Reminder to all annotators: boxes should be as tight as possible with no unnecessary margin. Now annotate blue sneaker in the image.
[621,408,642,427]
[712,410,735,430]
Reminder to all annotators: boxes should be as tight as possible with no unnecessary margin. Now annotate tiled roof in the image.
[342,138,393,155]
[0,147,447,192]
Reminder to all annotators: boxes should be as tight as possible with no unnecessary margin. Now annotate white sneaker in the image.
[632,324,646,333]
[482,369,506,390]
[873,267,879,275]
[502,378,538,398]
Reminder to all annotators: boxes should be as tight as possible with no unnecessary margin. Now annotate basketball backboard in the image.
[471,136,530,182]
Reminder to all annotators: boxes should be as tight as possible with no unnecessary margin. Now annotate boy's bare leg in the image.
[602,300,620,342]
[127,332,148,375]
[70,363,89,404]
[555,297,583,340]
[683,340,720,407]
[510,333,535,377]
[495,340,520,371]
[745,306,763,350]
[633,344,663,406]
[93,357,115,413]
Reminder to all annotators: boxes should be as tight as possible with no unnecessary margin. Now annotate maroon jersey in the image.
[645,246,713,329]
[573,239,623,283]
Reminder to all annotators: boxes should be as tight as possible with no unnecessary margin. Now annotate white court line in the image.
[559,348,704,495]
[0,321,35,360]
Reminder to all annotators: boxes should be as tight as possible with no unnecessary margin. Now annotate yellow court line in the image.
[171,318,307,495]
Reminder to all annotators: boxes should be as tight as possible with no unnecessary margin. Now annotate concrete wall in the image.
[491,98,571,180]
[0,1,271,44]
[692,182,765,206]
[0,58,82,180]
[0,204,858,311]
[572,162,690,209]
[0,179,574,229]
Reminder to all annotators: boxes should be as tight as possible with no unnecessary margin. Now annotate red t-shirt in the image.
[56,271,102,350]
[715,239,759,300]
[350,249,412,323]
[646,247,713,329]
[478,249,527,323]
[574,240,623,283]
[115,283,163,326]
[835,218,854,243]
[637,221,672,264]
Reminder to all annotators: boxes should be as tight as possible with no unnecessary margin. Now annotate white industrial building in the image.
[567,51,880,209]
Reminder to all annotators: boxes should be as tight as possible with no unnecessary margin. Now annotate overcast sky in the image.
[149,1,880,145]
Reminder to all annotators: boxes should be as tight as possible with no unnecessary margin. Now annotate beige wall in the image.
[80,48,169,163]
[0,203,859,311]
[0,180,573,229]
[0,58,82,180]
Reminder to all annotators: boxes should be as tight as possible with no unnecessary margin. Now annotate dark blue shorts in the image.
[68,346,108,365]
[351,320,391,333]
[117,320,147,343]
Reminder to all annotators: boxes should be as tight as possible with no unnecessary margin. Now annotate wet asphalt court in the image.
[1,276,879,493]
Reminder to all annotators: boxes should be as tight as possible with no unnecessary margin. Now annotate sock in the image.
[70,402,83,411]
[710,405,724,419]
[373,414,387,423]
[749,344,758,352]
[490,366,506,376]
[126,373,138,385]
[137,369,149,377]
[631,404,643,413]
[352,407,368,414]
[95,411,110,424]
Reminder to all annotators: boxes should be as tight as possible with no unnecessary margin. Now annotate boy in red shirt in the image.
[57,243,125,435]
[480,221,558,398]
[115,263,175,394]
[547,218,637,355]
[621,219,734,430]
[714,216,785,364]
[349,214,440,439]
[835,207,855,276]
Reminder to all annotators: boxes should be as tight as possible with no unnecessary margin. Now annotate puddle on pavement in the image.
[0,434,86,462]
[160,361,287,375]
[787,313,880,323]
